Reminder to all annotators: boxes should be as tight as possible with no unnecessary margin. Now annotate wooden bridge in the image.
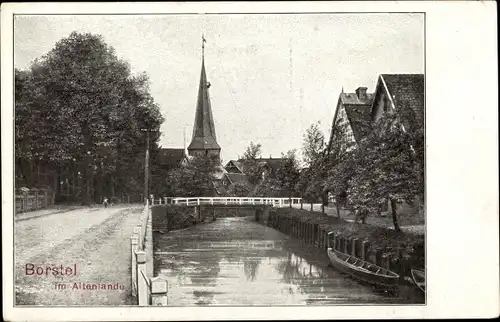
[151,197,303,208]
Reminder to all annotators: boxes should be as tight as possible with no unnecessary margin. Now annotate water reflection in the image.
[243,257,261,281]
[154,217,417,306]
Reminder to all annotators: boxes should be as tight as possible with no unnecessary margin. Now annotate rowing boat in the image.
[327,247,399,288]
[410,269,426,293]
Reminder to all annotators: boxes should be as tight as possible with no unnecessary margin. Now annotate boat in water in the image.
[327,247,399,288]
[410,269,426,293]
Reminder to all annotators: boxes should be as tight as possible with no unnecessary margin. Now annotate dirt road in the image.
[14,205,142,306]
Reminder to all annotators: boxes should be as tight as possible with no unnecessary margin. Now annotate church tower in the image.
[187,35,221,159]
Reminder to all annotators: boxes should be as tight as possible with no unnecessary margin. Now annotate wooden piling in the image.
[351,238,358,256]
[361,240,370,260]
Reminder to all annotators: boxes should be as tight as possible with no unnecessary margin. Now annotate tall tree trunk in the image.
[289,191,292,208]
[390,198,401,232]
[110,175,116,198]
[336,202,341,218]
[85,166,91,206]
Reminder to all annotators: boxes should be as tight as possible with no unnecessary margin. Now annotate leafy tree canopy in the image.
[15,32,164,203]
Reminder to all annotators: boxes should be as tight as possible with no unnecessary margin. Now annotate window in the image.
[383,95,390,112]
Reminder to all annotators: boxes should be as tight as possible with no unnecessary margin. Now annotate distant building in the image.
[224,156,286,183]
[256,157,285,181]
[327,86,374,152]
[224,160,244,174]
[221,173,250,189]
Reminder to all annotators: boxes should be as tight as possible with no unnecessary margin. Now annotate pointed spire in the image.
[188,35,221,155]
[341,86,344,93]
[202,34,207,59]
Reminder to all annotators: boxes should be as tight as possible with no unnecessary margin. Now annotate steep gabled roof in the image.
[156,148,186,169]
[224,173,250,185]
[328,90,374,150]
[224,160,244,173]
[380,74,425,131]
[257,158,284,175]
[188,58,221,151]
[344,104,373,142]
[340,92,374,106]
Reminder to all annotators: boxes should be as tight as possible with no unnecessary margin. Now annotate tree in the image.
[225,181,253,197]
[324,118,356,217]
[15,32,164,204]
[347,111,424,231]
[276,150,301,206]
[165,155,221,197]
[302,121,326,167]
[252,178,281,197]
[299,122,331,211]
[239,142,262,185]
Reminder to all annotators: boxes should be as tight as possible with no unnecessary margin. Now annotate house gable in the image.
[327,88,374,152]
[224,160,243,174]
[371,74,424,132]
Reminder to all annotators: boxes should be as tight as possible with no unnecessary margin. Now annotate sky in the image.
[14,14,424,163]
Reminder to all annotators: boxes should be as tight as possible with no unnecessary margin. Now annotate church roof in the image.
[156,148,186,169]
[188,58,221,151]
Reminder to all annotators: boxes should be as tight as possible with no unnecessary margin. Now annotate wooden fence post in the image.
[151,277,168,306]
[327,232,333,249]
[131,235,139,296]
[146,216,154,278]
[136,251,148,306]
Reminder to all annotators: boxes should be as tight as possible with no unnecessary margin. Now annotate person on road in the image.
[103,197,109,208]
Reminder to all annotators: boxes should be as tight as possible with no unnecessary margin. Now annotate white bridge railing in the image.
[151,197,302,208]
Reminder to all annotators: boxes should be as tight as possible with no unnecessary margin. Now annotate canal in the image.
[154,216,417,306]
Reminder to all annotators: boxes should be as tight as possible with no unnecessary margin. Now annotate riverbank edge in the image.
[261,207,425,282]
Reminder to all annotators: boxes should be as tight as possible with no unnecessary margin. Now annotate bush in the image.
[152,205,200,232]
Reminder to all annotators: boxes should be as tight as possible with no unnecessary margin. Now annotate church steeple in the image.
[187,35,221,158]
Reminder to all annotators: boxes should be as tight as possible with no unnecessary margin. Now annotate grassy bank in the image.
[273,208,425,271]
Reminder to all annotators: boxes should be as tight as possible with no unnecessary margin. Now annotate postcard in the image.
[2,1,498,321]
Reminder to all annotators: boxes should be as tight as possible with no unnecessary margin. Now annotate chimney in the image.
[355,87,368,100]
